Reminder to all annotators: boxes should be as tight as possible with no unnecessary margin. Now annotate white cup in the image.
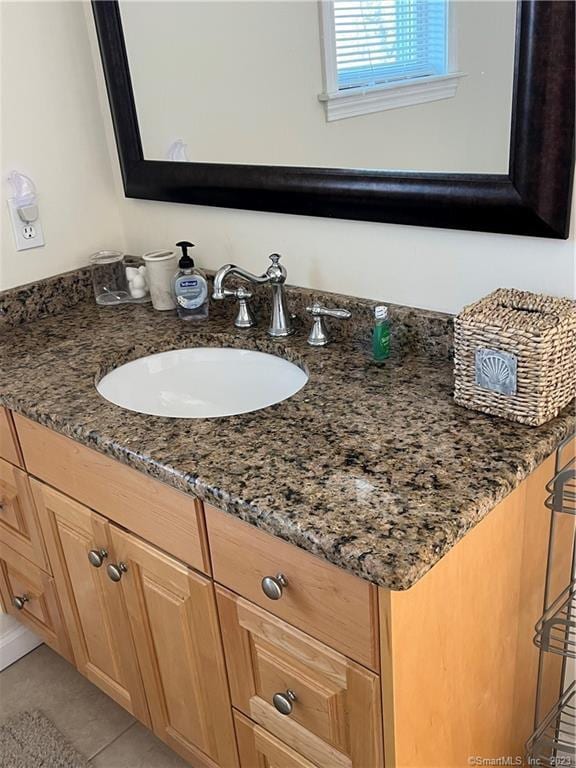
[142,250,177,311]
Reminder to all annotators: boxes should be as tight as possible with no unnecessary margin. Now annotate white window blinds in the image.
[333,0,448,91]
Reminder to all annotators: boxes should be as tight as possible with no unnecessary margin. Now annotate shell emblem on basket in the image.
[475,348,517,396]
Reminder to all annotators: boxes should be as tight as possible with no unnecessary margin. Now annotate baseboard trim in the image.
[0,617,42,671]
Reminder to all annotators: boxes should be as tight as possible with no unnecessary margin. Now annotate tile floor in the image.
[0,644,190,767]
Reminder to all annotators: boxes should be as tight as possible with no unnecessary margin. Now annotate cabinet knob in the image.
[12,594,29,610]
[87,548,108,568]
[272,689,297,715]
[106,562,128,582]
[261,573,288,600]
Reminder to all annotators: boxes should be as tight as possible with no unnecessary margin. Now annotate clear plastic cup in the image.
[90,251,130,306]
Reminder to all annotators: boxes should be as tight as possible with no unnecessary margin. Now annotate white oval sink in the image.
[96,347,308,418]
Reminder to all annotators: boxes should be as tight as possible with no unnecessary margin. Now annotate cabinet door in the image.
[0,541,71,661]
[110,525,238,768]
[218,587,383,768]
[0,458,48,570]
[32,480,149,725]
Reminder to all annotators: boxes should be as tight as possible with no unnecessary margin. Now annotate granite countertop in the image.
[1,289,573,590]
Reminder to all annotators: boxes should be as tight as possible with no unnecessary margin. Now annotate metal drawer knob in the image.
[88,548,108,568]
[12,594,29,610]
[106,562,128,582]
[272,690,297,715]
[261,573,288,600]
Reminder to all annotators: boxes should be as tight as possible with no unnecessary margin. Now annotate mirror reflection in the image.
[120,0,517,173]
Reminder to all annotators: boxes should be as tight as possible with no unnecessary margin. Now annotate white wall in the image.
[120,0,515,173]
[116,198,575,314]
[1,2,574,315]
[0,1,125,290]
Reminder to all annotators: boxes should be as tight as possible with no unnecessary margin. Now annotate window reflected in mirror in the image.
[119,0,517,173]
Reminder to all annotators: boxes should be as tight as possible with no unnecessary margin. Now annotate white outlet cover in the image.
[7,199,45,251]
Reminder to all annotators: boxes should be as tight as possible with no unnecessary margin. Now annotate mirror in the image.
[119,0,517,174]
[93,1,574,238]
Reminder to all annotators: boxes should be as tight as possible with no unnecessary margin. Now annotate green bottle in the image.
[372,305,390,362]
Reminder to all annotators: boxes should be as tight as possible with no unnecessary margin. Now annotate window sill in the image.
[318,72,466,122]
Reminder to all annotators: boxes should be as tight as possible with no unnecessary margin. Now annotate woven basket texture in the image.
[454,288,575,426]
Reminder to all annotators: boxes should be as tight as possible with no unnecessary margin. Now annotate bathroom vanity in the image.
[0,283,574,768]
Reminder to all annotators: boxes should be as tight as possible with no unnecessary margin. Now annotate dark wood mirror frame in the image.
[93,0,574,239]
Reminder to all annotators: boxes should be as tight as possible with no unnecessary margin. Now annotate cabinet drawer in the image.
[14,415,210,575]
[235,711,317,768]
[218,588,383,768]
[0,408,23,468]
[0,541,72,662]
[0,458,48,570]
[206,505,378,670]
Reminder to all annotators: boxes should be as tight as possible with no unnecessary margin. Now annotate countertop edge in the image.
[3,395,573,591]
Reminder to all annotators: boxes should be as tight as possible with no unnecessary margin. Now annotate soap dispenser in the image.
[172,241,209,321]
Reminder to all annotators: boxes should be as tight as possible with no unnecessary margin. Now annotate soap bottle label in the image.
[175,276,208,309]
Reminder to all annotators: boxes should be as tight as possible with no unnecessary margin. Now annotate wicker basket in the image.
[454,289,576,426]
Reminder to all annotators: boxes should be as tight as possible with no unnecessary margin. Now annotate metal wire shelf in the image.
[545,455,576,516]
[527,682,576,767]
[535,579,576,659]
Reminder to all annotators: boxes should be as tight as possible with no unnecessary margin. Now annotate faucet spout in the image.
[212,254,294,338]
[212,264,270,300]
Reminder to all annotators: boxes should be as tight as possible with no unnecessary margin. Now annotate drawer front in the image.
[0,541,72,661]
[234,711,317,768]
[0,458,48,570]
[14,415,210,575]
[206,505,378,670]
[0,408,23,468]
[218,588,383,768]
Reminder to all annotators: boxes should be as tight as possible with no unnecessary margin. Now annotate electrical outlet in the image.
[7,199,45,251]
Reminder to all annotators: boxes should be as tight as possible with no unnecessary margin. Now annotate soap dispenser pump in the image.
[172,241,209,321]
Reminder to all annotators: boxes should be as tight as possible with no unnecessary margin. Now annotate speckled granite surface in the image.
[0,285,573,590]
[0,267,454,358]
[0,268,92,328]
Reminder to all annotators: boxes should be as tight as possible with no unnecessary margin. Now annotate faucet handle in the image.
[222,287,256,329]
[305,302,351,346]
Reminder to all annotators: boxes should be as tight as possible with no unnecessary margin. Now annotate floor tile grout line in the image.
[87,718,137,762]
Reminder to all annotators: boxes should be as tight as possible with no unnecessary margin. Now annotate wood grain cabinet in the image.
[0,540,71,661]
[206,504,379,671]
[32,478,238,768]
[32,480,150,725]
[109,526,238,768]
[0,458,48,570]
[217,587,382,768]
[6,410,566,768]
[234,711,319,768]
[15,415,211,575]
[0,407,23,468]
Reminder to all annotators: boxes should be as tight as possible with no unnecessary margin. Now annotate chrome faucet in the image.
[212,254,294,338]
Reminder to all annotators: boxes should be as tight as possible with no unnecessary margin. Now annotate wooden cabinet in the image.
[110,526,238,768]
[5,409,560,768]
[32,480,150,725]
[0,540,71,661]
[0,407,23,468]
[217,587,382,768]
[234,711,318,768]
[15,415,210,574]
[206,504,379,671]
[0,459,48,570]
